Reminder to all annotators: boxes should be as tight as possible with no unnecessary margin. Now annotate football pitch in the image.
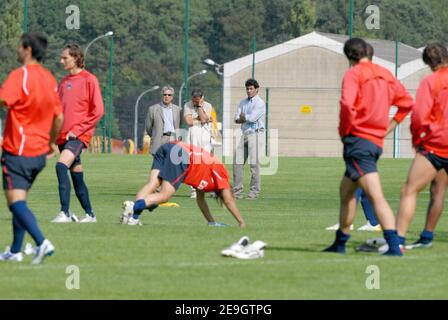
[0,154,447,299]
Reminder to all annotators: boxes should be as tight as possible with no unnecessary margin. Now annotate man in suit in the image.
[145,86,182,155]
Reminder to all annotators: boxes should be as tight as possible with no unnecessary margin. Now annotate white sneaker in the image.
[120,201,134,224]
[24,243,37,256]
[221,236,250,257]
[357,222,382,232]
[127,217,142,226]
[31,239,55,265]
[51,211,78,223]
[251,240,267,251]
[0,250,24,262]
[325,223,354,231]
[80,214,97,223]
[233,242,267,260]
[405,240,433,250]
[51,212,72,223]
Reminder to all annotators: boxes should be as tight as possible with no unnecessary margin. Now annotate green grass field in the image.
[0,154,447,299]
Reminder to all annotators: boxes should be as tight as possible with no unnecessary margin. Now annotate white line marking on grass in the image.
[13,260,292,271]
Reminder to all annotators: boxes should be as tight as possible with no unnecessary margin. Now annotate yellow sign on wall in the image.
[301,105,312,114]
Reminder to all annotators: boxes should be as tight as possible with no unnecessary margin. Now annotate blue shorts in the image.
[58,139,85,168]
[152,143,189,190]
[1,151,46,190]
[417,145,448,173]
[343,135,383,182]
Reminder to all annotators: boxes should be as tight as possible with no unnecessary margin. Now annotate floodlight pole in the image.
[252,36,256,78]
[84,31,114,62]
[23,0,28,32]
[108,35,114,154]
[83,32,114,153]
[183,0,189,107]
[133,86,160,154]
[348,0,354,38]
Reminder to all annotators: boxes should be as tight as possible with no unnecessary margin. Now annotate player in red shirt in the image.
[119,141,246,228]
[396,43,448,246]
[51,43,104,224]
[0,32,63,264]
[324,38,414,256]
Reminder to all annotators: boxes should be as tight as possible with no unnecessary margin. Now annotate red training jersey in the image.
[0,64,62,156]
[339,61,414,147]
[411,67,448,158]
[176,142,230,192]
[56,70,104,146]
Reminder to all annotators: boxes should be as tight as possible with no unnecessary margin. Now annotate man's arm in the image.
[410,79,433,146]
[338,70,359,138]
[235,113,246,124]
[47,113,64,158]
[0,97,5,107]
[244,100,265,123]
[386,119,398,137]
[184,114,194,126]
[50,113,64,145]
[390,79,414,125]
[145,106,154,136]
[196,100,210,125]
[234,102,244,123]
[196,190,215,223]
[184,104,195,126]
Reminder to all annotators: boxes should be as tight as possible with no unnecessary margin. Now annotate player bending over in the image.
[120,142,246,228]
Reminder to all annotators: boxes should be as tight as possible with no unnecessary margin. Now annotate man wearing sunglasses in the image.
[145,86,182,155]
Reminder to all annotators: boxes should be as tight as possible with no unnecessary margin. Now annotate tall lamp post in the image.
[134,85,160,154]
[203,59,223,76]
[108,35,114,153]
[84,31,114,61]
[203,58,224,118]
[184,0,190,115]
[83,31,114,153]
[204,58,225,151]
[178,70,207,108]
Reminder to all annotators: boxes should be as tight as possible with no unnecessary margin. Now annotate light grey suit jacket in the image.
[145,102,182,155]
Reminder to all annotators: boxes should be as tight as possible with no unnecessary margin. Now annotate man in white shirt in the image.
[233,79,266,200]
[184,88,213,198]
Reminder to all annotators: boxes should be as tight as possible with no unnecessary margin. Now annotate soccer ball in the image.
[119,200,134,224]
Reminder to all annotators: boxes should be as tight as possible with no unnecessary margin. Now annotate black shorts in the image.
[152,143,190,190]
[1,151,46,191]
[58,139,86,167]
[417,145,448,173]
[343,135,383,182]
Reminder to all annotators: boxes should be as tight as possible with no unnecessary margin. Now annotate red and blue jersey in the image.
[176,142,230,192]
[0,64,62,156]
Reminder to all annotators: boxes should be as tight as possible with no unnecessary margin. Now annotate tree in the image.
[0,0,23,81]
[288,0,316,38]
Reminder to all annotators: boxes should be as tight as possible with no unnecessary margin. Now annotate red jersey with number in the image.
[411,67,448,157]
[0,64,62,156]
[176,142,230,192]
[339,61,414,147]
[56,70,104,146]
